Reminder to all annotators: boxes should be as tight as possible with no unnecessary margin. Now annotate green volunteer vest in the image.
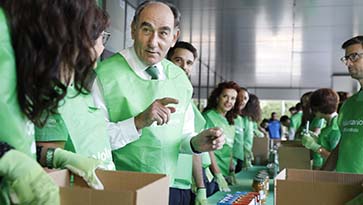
[242,116,254,154]
[203,109,235,176]
[0,9,36,204]
[172,103,206,189]
[0,9,35,159]
[290,111,303,131]
[310,117,326,131]
[312,115,340,168]
[233,115,244,161]
[253,121,264,138]
[336,90,363,173]
[96,54,193,184]
[35,86,115,170]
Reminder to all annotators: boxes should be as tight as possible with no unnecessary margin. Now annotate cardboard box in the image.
[275,169,363,205]
[252,137,269,165]
[48,169,169,205]
[278,142,311,170]
[280,140,303,147]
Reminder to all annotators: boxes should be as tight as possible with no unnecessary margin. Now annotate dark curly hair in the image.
[241,93,262,123]
[203,81,240,125]
[2,0,108,126]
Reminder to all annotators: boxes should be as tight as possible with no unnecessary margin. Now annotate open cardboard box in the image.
[48,169,169,205]
[252,137,269,165]
[275,169,363,205]
[278,141,311,170]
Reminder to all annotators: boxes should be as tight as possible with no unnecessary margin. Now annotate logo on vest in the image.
[92,147,112,161]
[342,119,363,133]
[342,119,363,126]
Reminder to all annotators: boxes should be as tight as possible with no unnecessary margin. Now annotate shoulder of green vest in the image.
[161,59,191,82]
[96,53,125,73]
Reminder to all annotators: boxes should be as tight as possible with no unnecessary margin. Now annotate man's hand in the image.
[191,128,225,152]
[134,97,178,130]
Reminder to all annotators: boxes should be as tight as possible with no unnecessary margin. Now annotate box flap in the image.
[136,174,169,204]
[275,169,363,205]
[48,169,71,187]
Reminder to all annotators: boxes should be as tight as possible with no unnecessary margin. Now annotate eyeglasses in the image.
[102,31,111,45]
[340,52,363,64]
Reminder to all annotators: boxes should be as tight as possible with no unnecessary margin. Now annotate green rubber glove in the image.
[0,149,59,204]
[346,193,363,205]
[195,188,207,205]
[214,173,231,192]
[228,171,237,185]
[302,133,320,152]
[53,148,104,190]
[243,150,253,170]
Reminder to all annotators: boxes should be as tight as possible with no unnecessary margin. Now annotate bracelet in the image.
[0,142,14,158]
[46,148,56,169]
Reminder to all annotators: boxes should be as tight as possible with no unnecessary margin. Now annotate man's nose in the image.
[148,32,158,48]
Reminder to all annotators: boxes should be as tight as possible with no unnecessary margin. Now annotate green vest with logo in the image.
[336,91,363,173]
[35,86,115,170]
[96,53,193,184]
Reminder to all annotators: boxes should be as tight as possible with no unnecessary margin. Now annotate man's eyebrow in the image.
[140,22,152,27]
[159,26,171,32]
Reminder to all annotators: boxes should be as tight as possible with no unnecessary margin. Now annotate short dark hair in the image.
[167,41,198,60]
[310,88,339,114]
[133,0,180,29]
[342,36,363,49]
[295,102,302,111]
[280,115,290,123]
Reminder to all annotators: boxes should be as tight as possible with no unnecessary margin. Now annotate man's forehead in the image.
[174,48,194,57]
[138,3,175,28]
[346,43,363,54]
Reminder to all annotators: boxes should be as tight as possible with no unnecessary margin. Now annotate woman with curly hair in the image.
[35,7,116,171]
[203,81,240,189]
[0,1,108,204]
[240,93,263,169]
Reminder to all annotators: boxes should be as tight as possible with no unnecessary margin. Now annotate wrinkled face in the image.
[132,3,179,65]
[344,44,363,80]
[170,48,195,77]
[238,90,249,111]
[217,88,238,114]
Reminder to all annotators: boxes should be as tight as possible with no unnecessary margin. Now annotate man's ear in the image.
[131,20,136,40]
[171,28,180,47]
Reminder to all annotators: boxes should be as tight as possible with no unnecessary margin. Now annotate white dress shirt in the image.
[92,46,196,154]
